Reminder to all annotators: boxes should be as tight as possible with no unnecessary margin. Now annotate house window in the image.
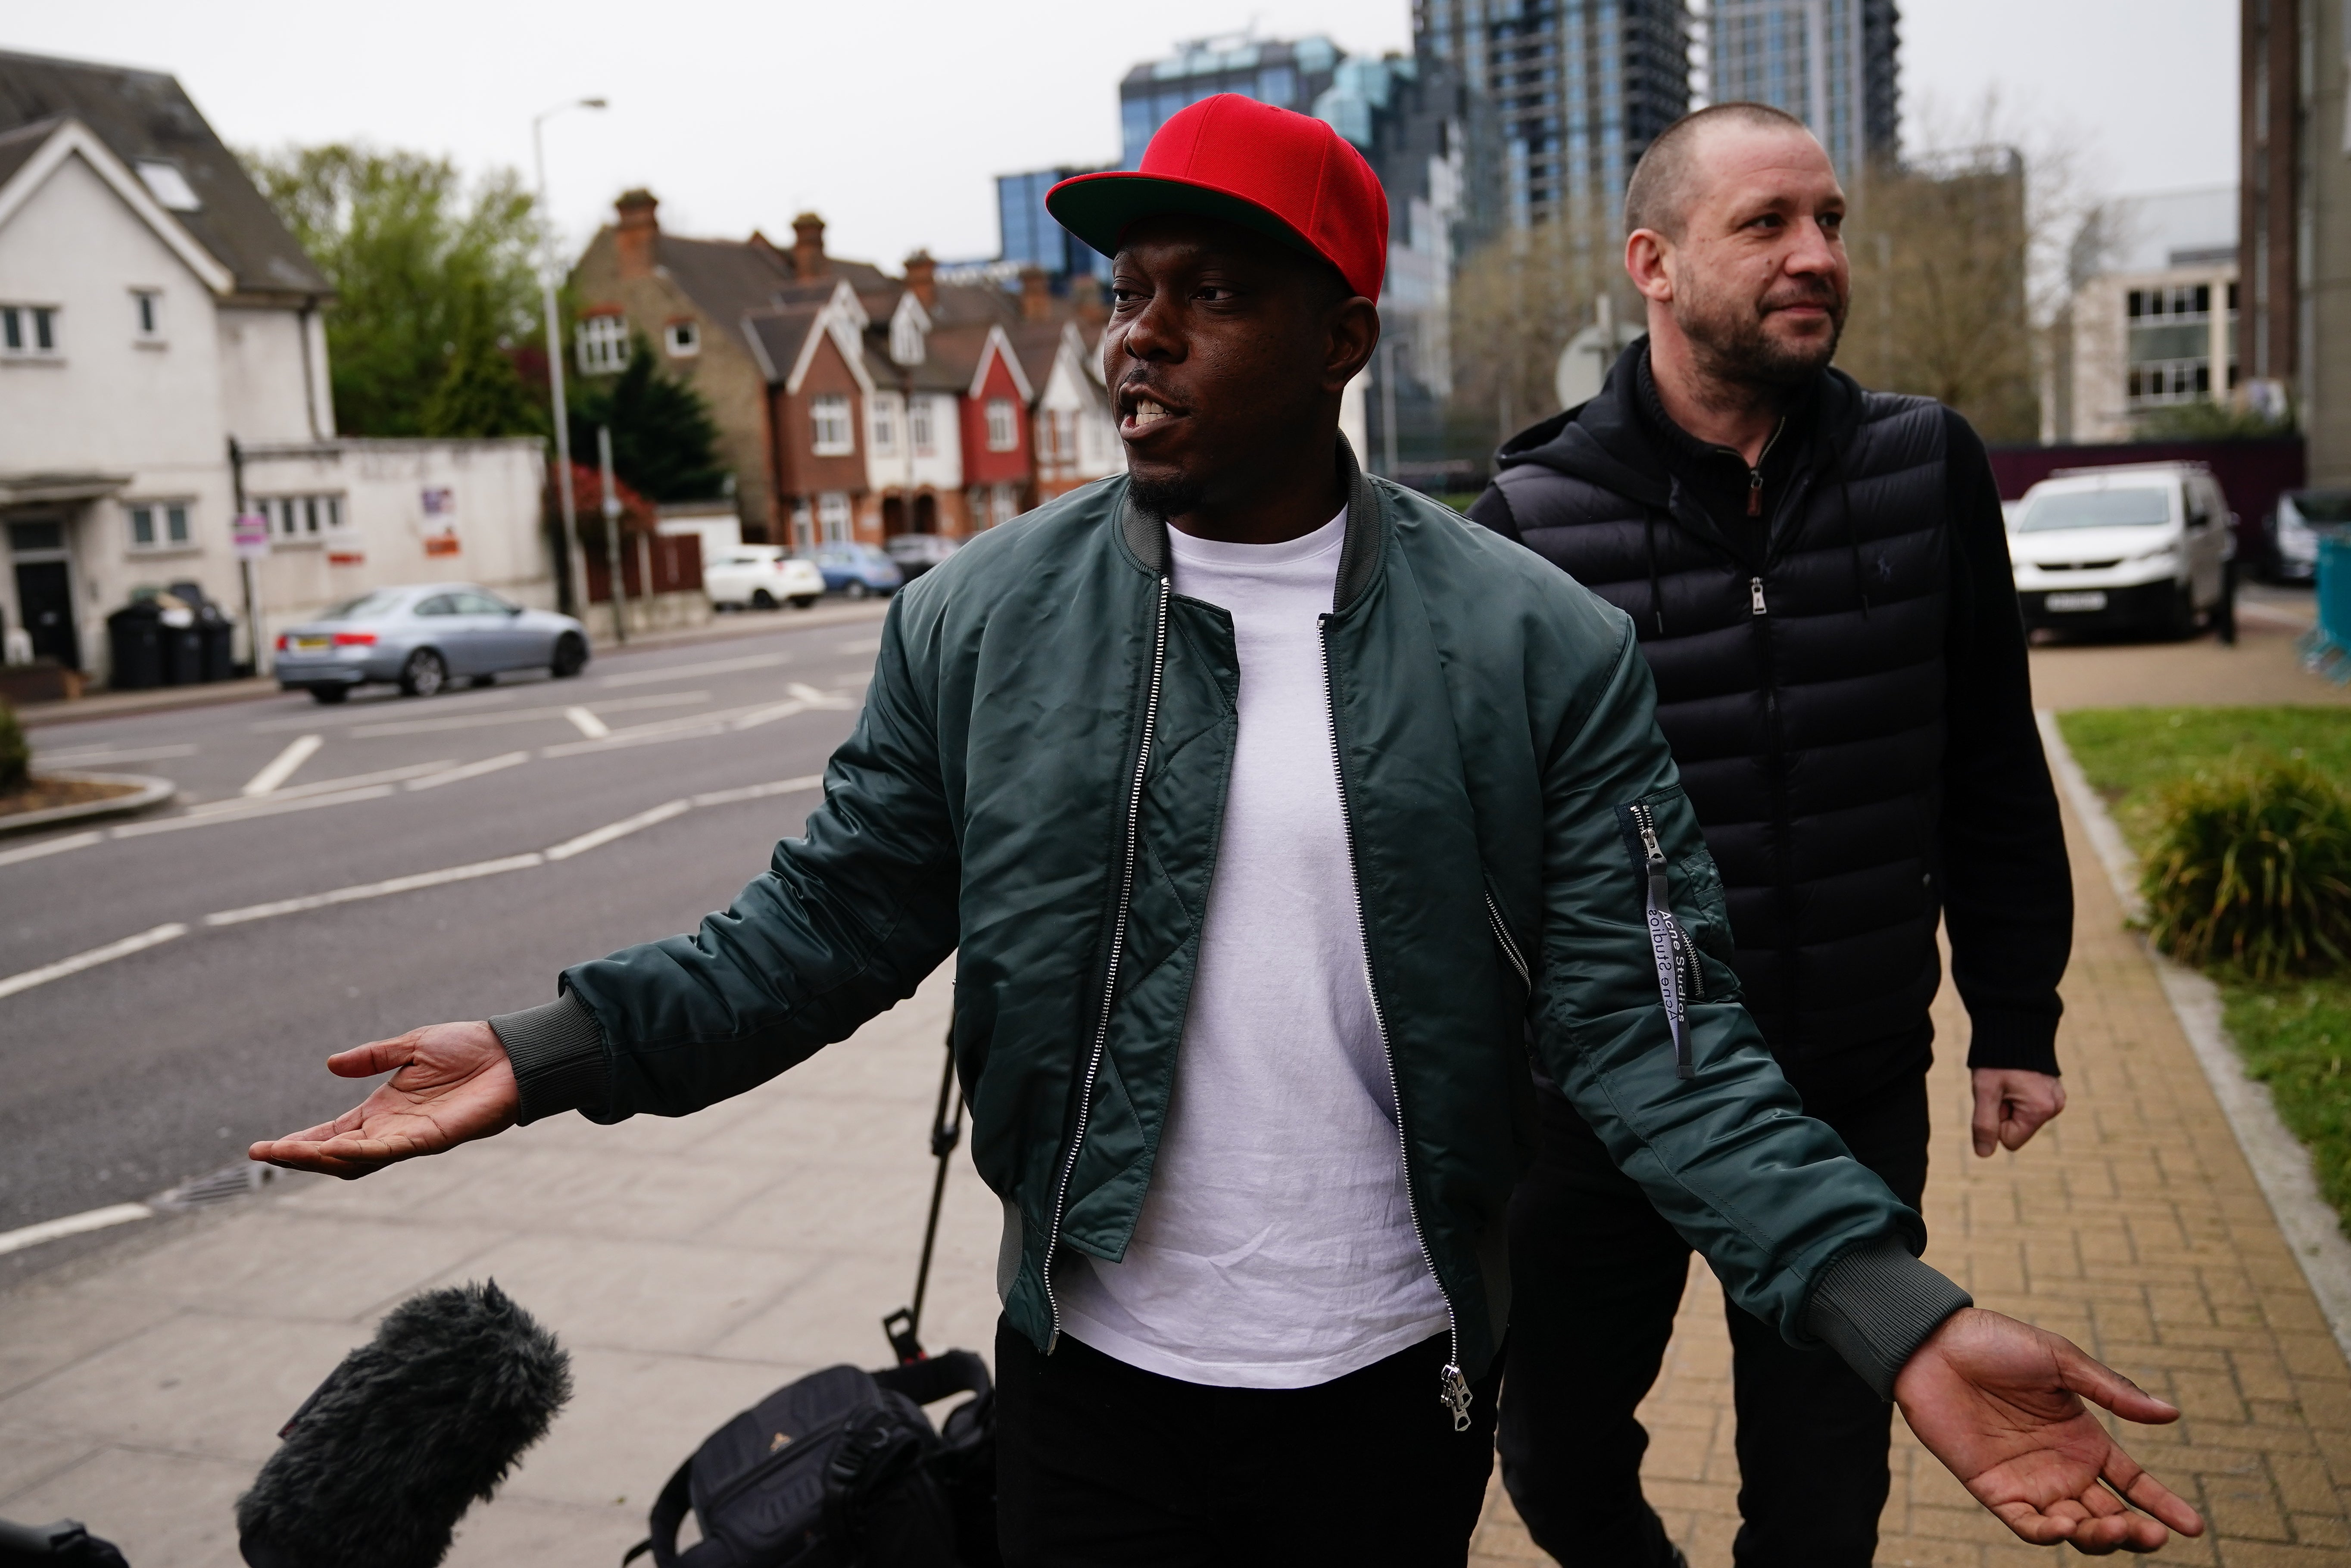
[128,502,192,550]
[664,320,700,357]
[992,483,1018,526]
[1,305,59,358]
[817,491,852,543]
[263,494,345,538]
[985,397,1017,452]
[133,160,202,212]
[870,394,900,455]
[576,314,629,375]
[132,289,163,343]
[811,394,854,456]
[911,396,936,455]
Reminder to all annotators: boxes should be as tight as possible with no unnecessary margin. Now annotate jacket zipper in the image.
[1042,576,1170,1353]
[1484,892,1529,992]
[1745,417,1786,516]
[1322,615,1473,1433]
[1631,802,1696,1079]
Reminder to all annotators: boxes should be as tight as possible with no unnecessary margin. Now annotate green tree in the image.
[244,144,545,437]
[569,336,728,502]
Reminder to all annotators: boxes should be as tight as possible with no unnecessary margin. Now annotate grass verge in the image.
[2058,706,2351,1230]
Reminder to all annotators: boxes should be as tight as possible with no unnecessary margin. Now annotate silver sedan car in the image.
[272,584,589,704]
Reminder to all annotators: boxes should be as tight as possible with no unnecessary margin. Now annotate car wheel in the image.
[399,648,448,697]
[752,589,777,610]
[2158,583,2195,640]
[2215,561,2239,646]
[550,632,589,679]
[791,595,819,610]
[309,685,349,705]
[844,580,870,600]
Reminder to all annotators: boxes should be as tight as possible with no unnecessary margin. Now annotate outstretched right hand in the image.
[248,1022,518,1179]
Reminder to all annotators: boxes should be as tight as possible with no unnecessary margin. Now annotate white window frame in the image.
[131,289,164,345]
[910,395,936,456]
[1,304,61,360]
[811,394,855,456]
[261,493,346,542]
[992,483,1018,526]
[869,393,900,455]
[985,397,1017,452]
[576,314,630,375]
[664,320,700,357]
[126,499,194,551]
[817,491,853,544]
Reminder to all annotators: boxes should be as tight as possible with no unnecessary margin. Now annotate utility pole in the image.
[598,423,628,645]
[533,96,605,618]
[227,436,259,675]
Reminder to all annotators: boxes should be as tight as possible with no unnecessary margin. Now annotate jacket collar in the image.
[1117,433,1387,611]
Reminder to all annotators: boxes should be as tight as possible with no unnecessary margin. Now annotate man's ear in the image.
[1325,296,1380,392]
[1624,229,1676,305]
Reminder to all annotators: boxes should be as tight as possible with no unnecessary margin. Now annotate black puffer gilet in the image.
[1475,348,1952,1072]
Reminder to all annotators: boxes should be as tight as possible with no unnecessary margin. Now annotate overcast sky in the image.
[4,0,2236,269]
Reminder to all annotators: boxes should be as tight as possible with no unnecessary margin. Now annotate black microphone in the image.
[236,1280,571,1568]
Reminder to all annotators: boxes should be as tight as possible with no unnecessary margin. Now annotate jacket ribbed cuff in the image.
[1963,1009,2061,1076]
[1802,1238,1974,1400]
[488,995,609,1125]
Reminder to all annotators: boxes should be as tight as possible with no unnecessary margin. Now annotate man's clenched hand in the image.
[1895,1307,2202,1553]
[248,1022,519,1179]
[1971,1068,2065,1157]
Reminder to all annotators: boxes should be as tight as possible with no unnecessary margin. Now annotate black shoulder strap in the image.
[625,1457,695,1568]
[871,1348,992,1408]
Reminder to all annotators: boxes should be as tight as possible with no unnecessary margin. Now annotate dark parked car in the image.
[273,583,588,703]
[812,543,904,599]
[2266,489,2351,583]
[884,533,961,581]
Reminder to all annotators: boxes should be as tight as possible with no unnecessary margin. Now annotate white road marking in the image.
[240,734,323,797]
[186,761,458,815]
[563,706,611,738]
[31,743,199,766]
[350,691,708,740]
[599,652,793,688]
[690,775,824,808]
[110,785,398,838]
[405,750,531,790]
[0,1202,154,1258]
[836,637,881,655]
[0,831,104,869]
[0,923,188,1001]
[544,799,691,861]
[204,853,549,926]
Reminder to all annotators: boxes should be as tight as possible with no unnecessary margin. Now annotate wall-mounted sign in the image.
[421,486,460,557]
[327,550,365,567]
[423,533,461,557]
[232,512,270,561]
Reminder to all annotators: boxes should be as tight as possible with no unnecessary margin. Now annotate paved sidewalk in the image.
[1469,785,2351,1566]
[0,965,997,1565]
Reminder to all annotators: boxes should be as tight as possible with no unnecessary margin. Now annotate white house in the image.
[0,49,553,687]
[1025,318,1125,502]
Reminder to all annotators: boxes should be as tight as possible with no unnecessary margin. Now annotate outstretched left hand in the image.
[1894,1307,2203,1553]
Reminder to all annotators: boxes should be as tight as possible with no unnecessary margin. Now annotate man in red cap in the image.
[256,96,2201,1565]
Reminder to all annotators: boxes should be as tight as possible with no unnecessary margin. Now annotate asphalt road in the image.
[0,607,892,1285]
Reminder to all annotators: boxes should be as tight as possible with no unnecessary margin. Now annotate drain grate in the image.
[154,1161,277,1211]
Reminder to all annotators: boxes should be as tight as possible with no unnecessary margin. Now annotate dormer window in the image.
[664,320,700,357]
[577,313,629,374]
[134,160,201,212]
[890,296,928,366]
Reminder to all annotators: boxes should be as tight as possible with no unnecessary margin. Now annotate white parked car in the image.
[2008,463,2236,641]
[705,547,824,611]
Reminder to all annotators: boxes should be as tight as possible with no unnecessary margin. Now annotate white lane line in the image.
[0,1203,154,1258]
[729,701,808,731]
[836,638,881,655]
[32,743,199,766]
[204,853,549,927]
[351,691,708,740]
[110,785,398,839]
[241,734,322,797]
[0,923,188,1001]
[599,652,793,688]
[405,751,531,791]
[691,775,824,808]
[0,831,104,869]
[189,760,458,815]
[545,799,691,861]
[536,700,785,758]
[563,706,611,739]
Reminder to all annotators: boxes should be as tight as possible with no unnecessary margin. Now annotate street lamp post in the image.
[533,96,606,622]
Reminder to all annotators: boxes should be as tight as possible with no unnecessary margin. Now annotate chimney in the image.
[615,189,659,281]
[1020,265,1054,323]
[791,212,828,279]
[904,249,938,311]
[1070,271,1108,327]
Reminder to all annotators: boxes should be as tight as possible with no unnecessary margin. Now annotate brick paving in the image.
[1469,784,2351,1566]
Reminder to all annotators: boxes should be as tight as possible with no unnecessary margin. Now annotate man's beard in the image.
[1675,277,1847,394]
[1127,471,1207,522]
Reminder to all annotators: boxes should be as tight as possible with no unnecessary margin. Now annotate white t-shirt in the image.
[1056,510,1452,1389]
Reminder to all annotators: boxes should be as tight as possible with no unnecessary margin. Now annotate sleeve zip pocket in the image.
[1617,798,1699,1080]
[1484,888,1530,993]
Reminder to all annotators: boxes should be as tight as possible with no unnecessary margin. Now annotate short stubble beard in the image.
[1674,271,1848,399]
[1126,470,1208,523]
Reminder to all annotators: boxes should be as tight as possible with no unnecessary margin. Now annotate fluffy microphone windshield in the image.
[236,1280,571,1568]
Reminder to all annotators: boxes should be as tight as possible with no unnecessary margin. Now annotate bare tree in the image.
[1450,222,1628,446]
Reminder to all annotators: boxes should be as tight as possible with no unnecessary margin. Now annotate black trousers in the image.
[995,1318,1503,1568]
[1497,1070,1930,1568]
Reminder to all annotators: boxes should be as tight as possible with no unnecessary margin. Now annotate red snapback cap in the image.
[1047,94,1388,302]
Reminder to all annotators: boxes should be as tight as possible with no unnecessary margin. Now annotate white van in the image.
[2008,463,2236,640]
